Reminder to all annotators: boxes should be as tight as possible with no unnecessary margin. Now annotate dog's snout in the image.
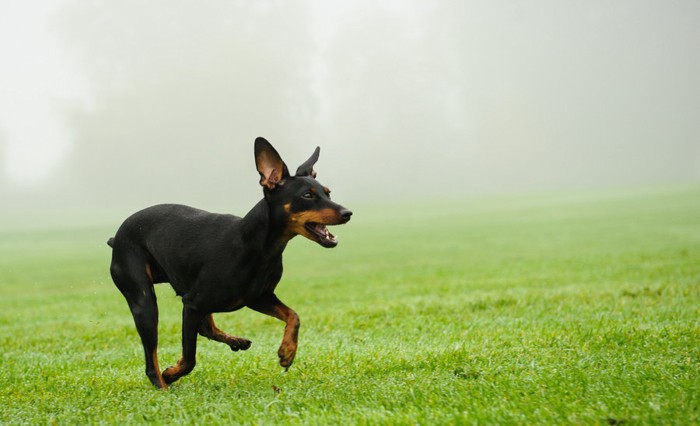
[340,209,353,223]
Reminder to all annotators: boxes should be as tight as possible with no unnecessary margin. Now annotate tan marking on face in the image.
[285,208,343,242]
[284,203,291,213]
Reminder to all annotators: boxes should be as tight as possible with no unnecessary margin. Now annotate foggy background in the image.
[1,0,699,227]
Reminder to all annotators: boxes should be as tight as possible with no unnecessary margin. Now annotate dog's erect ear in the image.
[295,146,320,178]
[255,137,290,190]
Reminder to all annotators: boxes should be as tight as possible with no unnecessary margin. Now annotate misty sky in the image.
[1,0,699,216]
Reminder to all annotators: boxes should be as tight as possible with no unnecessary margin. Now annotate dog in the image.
[107,137,352,388]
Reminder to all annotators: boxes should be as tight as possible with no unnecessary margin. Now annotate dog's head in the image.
[255,137,352,248]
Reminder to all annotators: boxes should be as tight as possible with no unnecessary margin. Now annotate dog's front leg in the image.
[162,305,205,384]
[248,293,300,369]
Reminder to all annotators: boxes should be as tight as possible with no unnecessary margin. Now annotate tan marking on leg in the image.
[145,263,154,283]
[150,348,168,389]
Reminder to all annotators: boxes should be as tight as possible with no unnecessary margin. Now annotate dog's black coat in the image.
[108,137,351,388]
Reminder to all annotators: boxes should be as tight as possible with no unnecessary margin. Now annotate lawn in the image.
[1,186,698,424]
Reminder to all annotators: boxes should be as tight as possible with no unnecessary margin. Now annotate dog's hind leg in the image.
[110,253,167,389]
[198,314,252,351]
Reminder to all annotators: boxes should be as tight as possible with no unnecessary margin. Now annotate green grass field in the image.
[1,186,698,424]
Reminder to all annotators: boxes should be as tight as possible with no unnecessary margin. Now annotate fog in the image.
[1,1,699,223]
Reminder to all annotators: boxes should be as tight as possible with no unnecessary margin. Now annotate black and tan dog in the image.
[107,137,352,388]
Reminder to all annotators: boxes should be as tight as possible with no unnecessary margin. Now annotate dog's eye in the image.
[302,192,314,199]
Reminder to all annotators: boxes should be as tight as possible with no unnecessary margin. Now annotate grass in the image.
[0,185,698,424]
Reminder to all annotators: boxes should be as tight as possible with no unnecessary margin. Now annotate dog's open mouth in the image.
[305,222,338,248]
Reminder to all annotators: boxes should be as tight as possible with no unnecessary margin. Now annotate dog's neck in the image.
[240,198,291,256]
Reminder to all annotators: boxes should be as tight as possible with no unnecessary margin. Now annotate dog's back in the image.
[109,203,248,293]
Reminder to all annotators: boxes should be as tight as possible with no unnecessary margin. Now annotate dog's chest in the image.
[243,261,283,300]
[191,258,283,312]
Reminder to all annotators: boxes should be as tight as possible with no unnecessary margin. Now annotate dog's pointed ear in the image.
[255,137,290,190]
[295,146,320,178]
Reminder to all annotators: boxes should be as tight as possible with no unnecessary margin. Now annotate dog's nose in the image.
[340,209,353,223]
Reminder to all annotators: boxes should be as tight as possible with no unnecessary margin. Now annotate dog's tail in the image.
[107,237,115,248]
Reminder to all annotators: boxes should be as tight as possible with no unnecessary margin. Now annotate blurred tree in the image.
[318,1,700,195]
[53,1,317,209]
[47,0,700,209]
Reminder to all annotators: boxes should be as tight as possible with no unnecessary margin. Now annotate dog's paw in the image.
[278,342,297,369]
[230,337,252,351]
[162,358,194,384]
[162,365,182,385]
